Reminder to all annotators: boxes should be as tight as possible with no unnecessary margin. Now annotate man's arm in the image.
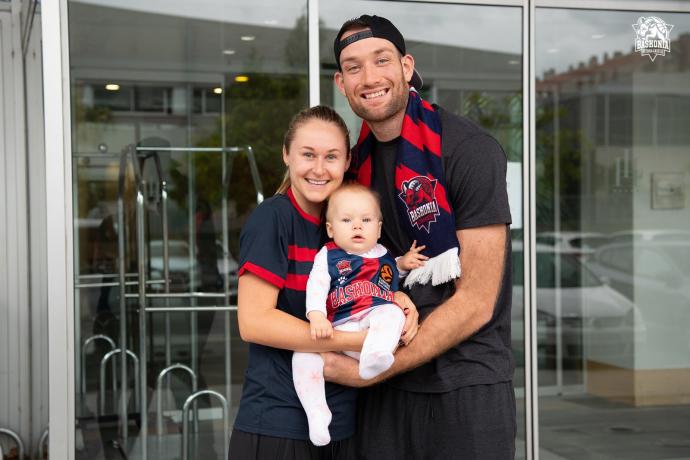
[323,224,507,387]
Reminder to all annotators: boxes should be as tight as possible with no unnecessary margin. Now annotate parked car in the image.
[607,229,690,244]
[535,231,609,261]
[586,241,690,304]
[149,239,238,295]
[512,243,645,368]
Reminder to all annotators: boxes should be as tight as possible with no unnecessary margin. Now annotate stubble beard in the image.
[348,84,409,124]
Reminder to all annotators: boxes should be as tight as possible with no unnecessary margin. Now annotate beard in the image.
[348,83,409,124]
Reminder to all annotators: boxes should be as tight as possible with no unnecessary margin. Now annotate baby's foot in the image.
[359,351,394,380]
[308,405,332,446]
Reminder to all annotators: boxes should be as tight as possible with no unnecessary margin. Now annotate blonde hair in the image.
[325,183,382,222]
[276,105,351,195]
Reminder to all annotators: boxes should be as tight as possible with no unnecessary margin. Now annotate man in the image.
[324,15,515,459]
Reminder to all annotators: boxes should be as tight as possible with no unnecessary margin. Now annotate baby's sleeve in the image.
[305,246,331,318]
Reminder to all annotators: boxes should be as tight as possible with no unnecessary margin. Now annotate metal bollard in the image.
[181,390,229,460]
[37,427,49,459]
[81,334,116,395]
[155,363,197,436]
[99,348,140,415]
[0,428,25,460]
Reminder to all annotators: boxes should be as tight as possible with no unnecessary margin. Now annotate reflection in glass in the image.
[69,1,308,458]
[321,1,524,457]
[537,8,690,459]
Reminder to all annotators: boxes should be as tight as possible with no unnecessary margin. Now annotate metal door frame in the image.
[44,1,690,459]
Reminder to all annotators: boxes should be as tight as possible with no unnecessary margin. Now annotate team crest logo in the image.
[336,259,352,275]
[633,16,673,61]
[378,264,394,290]
[398,176,440,233]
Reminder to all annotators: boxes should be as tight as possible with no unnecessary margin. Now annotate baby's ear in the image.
[377,220,382,238]
[326,222,334,238]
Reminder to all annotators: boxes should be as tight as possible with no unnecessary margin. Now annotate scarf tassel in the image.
[403,247,461,288]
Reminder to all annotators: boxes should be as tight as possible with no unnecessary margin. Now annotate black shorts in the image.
[228,429,357,460]
[356,382,517,460]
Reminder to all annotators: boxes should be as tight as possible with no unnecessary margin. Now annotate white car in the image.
[512,243,646,367]
[586,240,690,306]
[535,231,609,261]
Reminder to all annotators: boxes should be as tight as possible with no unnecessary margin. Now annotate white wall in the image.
[0,5,31,455]
[26,7,49,452]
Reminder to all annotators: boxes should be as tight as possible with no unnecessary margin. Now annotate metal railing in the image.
[72,143,262,459]
[100,348,140,415]
[181,390,229,460]
[81,334,116,395]
[37,426,49,459]
[0,428,25,460]
[155,363,198,436]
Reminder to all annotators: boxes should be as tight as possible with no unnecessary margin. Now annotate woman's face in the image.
[283,118,350,217]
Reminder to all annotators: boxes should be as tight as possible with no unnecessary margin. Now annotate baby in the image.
[292,183,427,446]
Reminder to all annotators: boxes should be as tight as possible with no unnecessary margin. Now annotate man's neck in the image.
[367,109,405,142]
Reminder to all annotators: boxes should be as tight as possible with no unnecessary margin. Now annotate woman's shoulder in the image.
[242,194,293,235]
[247,193,293,220]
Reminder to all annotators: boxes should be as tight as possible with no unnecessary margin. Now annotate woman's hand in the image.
[394,291,419,346]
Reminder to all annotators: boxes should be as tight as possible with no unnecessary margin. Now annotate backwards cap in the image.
[333,15,423,90]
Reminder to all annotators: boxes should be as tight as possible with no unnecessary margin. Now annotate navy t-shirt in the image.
[371,107,514,392]
[234,188,357,441]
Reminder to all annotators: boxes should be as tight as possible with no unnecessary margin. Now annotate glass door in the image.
[320,1,526,457]
[536,7,690,458]
[68,1,309,458]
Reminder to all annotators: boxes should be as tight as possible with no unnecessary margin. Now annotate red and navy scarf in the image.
[348,90,461,287]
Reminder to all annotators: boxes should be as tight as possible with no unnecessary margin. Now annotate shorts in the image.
[228,429,357,460]
[356,381,517,460]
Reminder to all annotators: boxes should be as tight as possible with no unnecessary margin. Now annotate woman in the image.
[229,106,418,459]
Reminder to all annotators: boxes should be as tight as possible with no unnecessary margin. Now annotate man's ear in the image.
[326,222,334,238]
[401,54,415,87]
[334,71,347,97]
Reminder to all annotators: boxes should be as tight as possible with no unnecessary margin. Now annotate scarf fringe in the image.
[403,247,461,287]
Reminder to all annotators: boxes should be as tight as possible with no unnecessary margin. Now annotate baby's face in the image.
[326,190,382,255]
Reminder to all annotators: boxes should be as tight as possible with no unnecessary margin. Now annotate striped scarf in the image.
[348,90,461,287]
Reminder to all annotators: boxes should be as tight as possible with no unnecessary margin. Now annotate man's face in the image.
[334,28,414,124]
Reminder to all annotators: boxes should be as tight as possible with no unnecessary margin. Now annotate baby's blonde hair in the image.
[325,182,382,222]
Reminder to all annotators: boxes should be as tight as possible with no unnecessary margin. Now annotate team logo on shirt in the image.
[336,259,352,275]
[377,264,394,291]
[399,176,441,233]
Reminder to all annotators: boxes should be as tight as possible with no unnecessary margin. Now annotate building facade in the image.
[1,0,689,458]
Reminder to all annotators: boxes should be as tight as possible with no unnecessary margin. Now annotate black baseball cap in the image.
[333,15,423,90]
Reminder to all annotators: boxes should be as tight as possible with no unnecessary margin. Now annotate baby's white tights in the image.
[292,304,405,446]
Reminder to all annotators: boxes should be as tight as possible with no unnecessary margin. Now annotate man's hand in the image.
[396,240,428,271]
[307,311,333,340]
[394,291,419,346]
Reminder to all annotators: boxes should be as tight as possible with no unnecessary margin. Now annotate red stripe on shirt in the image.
[288,245,317,262]
[239,262,285,289]
[285,273,309,291]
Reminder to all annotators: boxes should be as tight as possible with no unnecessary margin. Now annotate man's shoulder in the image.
[434,104,491,142]
[433,104,504,159]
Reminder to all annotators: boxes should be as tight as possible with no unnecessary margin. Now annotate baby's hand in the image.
[308,311,333,340]
[397,240,429,271]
